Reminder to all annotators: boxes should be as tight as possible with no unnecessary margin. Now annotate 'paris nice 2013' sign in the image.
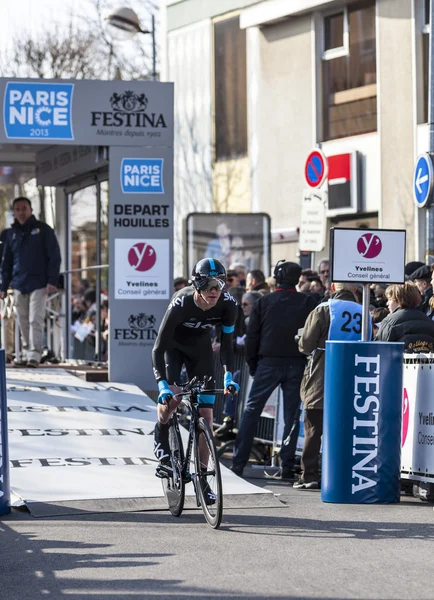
[4,82,74,140]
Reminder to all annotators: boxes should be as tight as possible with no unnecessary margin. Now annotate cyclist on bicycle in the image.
[152,258,239,483]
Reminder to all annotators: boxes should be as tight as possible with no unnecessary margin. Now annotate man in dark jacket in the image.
[231,261,318,478]
[0,197,61,367]
[246,269,270,295]
[295,283,368,490]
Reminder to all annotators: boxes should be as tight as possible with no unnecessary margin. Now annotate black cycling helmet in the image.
[191,258,226,291]
[274,260,301,287]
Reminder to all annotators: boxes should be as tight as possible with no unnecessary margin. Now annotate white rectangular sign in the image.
[114,238,170,300]
[299,189,327,252]
[401,362,434,479]
[330,228,406,284]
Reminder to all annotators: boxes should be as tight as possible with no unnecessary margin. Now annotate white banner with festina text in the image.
[7,369,266,505]
[8,370,163,503]
[401,362,434,480]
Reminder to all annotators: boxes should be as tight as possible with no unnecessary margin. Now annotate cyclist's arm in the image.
[152,302,182,382]
[220,297,238,373]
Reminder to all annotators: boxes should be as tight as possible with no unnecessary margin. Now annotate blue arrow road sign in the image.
[413,153,434,208]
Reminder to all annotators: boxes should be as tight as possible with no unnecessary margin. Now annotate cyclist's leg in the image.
[157,348,184,424]
[184,341,215,469]
[154,348,184,463]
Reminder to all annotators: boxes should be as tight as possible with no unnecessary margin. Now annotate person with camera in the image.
[231,261,318,478]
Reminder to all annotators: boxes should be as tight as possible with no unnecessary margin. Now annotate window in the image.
[322,1,377,141]
[324,12,345,54]
[214,16,247,161]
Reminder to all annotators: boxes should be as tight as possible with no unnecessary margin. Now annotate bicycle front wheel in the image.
[162,414,185,517]
[194,417,223,529]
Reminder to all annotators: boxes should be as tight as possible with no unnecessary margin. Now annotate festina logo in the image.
[352,354,380,494]
[90,90,167,129]
[114,312,158,341]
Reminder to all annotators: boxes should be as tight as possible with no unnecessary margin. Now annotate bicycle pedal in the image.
[156,464,172,479]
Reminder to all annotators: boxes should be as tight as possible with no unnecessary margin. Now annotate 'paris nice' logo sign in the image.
[357,233,382,259]
[4,82,74,140]
[128,243,157,272]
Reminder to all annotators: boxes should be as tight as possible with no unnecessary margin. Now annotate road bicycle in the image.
[156,377,226,529]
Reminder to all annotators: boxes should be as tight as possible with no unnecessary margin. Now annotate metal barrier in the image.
[0,290,63,363]
[0,263,108,364]
[63,264,109,363]
[212,350,276,446]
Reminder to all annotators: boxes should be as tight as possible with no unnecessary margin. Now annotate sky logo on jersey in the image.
[4,82,74,140]
[121,158,164,194]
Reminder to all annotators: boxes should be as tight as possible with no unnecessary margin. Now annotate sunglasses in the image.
[197,277,225,292]
[319,270,329,275]
[241,302,251,307]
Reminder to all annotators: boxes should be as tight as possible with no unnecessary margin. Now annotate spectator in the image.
[409,265,433,315]
[0,197,61,367]
[308,276,325,296]
[317,259,330,287]
[229,263,247,287]
[265,276,276,292]
[215,290,261,441]
[405,261,425,280]
[72,294,86,323]
[101,299,109,360]
[371,283,388,308]
[370,306,389,337]
[297,269,317,293]
[294,283,368,490]
[231,261,318,479]
[77,278,90,295]
[375,282,434,352]
[83,288,97,315]
[241,291,262,326]
[225,270,240,289]
[174,276,189,292]
[430,268,434,319]
[246,269,270,295]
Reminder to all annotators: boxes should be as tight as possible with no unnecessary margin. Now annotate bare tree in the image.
[2,26,103,80]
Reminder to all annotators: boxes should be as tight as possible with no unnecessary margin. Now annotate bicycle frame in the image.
[177,390,221,482]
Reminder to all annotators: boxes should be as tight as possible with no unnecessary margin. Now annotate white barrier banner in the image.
[401,363,434,476]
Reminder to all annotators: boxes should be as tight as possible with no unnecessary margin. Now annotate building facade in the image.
[162,0,431,274]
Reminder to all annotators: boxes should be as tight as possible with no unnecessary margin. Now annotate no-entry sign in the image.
[304,149,328,188]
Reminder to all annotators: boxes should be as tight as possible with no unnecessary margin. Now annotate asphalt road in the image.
[1,477,433,600]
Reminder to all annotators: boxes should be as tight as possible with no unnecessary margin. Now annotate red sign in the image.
[304,149,328,188]
[328,153,351,183]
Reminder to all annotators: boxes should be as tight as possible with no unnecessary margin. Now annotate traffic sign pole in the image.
[427,0,434,264]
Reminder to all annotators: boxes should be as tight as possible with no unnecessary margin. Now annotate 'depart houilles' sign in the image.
[330,228,406,285]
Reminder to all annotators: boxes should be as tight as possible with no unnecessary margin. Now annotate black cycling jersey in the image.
[152,286,238,383]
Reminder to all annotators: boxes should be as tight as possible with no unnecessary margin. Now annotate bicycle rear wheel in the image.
[194,417,223,529]
[162,414,185,517]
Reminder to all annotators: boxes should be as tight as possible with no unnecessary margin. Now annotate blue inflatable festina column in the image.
[0,349,10,515]
[322,341,404,504]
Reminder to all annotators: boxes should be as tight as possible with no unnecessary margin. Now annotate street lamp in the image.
[105,7,157,81]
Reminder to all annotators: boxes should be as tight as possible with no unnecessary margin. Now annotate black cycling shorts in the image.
[164,339,216,406]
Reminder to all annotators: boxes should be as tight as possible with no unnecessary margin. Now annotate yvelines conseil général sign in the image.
[330,228,406,285]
